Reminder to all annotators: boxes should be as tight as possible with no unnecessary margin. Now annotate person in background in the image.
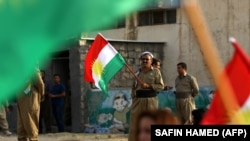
[49,74,66,132]
[136,108,180,141]
[152,58,161,69]
[17,68,44,141]
[191,108,207,125]
[0,101,12,136]
[39,70,52,133]
[152,58,173,91]
[128,51,164,141]
[175,62,199,124]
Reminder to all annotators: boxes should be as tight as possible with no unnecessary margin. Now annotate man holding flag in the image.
[128,51,164,141]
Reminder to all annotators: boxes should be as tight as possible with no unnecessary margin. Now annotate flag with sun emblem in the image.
[84,33,125,96]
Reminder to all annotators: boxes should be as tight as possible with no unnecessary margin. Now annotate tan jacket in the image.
[175,73,199,98]
[132,67,164,98]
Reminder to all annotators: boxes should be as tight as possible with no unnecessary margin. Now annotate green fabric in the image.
[98,53,125,96]
[0,0,147,104]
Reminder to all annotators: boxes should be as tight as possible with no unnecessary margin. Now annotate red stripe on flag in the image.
[84,34,108,82]
[201,38,250,124]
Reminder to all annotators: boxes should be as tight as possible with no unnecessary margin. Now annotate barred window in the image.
[138,9,177,26]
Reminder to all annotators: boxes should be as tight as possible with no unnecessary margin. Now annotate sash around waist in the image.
[136,89,157,98]
[175,92,192,99]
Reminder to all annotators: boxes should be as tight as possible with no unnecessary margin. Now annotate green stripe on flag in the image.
[98,53,125,96]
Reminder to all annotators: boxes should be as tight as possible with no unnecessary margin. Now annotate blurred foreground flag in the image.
[0,0,145,104]
[201,37,250,124]
[84,34,125,96]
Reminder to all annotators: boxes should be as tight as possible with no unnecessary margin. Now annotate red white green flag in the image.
[84,33,125,96]
[201,37,250,124]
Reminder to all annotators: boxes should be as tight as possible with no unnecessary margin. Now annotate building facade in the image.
[84,0,250,87]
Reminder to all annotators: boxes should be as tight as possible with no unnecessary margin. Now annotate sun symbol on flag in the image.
[92,60,103,78]
[241,108,250,124]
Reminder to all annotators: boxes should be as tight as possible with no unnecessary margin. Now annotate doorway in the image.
[44,50,72,132]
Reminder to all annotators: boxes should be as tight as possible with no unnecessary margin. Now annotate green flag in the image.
[0,0,148,104]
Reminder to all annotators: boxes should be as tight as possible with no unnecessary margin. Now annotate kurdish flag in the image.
[84,34,125,96]
[201,37,250,124]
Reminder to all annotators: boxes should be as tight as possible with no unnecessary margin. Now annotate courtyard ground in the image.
[0,133,128,141]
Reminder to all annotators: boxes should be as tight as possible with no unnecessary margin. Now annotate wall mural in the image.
[84,86,214,133]
[84,89,132,134]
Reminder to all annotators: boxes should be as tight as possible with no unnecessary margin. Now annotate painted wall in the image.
[83,86,213,134]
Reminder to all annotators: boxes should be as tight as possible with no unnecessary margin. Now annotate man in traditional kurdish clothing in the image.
[0,100,12,136]
[17,68,44,141]
[175,62,199,124]
[128,51,164,141]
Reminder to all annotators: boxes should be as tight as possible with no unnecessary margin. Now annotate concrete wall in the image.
[85,0,250,87]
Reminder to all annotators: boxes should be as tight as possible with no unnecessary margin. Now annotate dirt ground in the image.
[0,133,128,141]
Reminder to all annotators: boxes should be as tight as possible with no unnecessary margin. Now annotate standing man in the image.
[128,51,164,141]
[152,58,173,90]
[175,62,199,124]
[0,101,12,136]
[39,70,51,133]
[49,74,66,132]
[17,68,44,141]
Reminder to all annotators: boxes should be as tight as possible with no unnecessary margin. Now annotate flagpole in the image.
[125,63,144,85]
[183,0,245,123]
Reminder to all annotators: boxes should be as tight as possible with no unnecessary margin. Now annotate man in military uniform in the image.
[128,51,164,141]
[17,68,44,141]
[175,62,199,124]
[0,101,12,136]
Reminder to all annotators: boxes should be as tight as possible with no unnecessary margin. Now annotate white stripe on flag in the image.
[92,43,118,89]
[95,43,117,67]
[242,96,250,111]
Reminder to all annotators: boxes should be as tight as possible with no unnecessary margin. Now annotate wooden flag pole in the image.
[125,63,144,85]
[183,0,245,123]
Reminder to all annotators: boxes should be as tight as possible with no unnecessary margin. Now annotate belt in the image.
[175,92,192,99]
[136,89,157,98]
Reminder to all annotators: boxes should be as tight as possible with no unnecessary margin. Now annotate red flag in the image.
[201,38,250,124]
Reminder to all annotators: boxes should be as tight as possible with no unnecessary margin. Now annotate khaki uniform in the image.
[39,80,51,133]
[0,101,9,132]
[175,74,199,124]
[17,71,44,141]
[128,67,164,141]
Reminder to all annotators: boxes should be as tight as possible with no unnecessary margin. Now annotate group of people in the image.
[128,51,205,141]
[0,50,207,141]
[0,69,67,141]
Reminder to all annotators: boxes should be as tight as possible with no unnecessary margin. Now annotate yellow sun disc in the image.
[92,60,103,78]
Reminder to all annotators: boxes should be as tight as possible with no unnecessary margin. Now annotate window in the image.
[152,10,165,24]
[117,18,126,28]
[166,9,177,23]
[117,19,125,28]
[138,11,151,26]
[138,9,177,26]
